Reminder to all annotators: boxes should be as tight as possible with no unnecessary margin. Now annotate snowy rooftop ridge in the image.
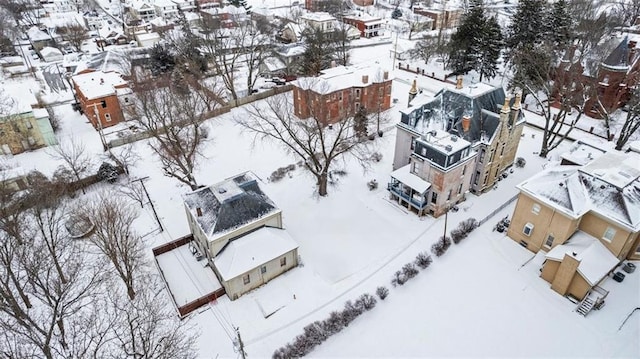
[518,151,640,231]
[182,172,279,240]
[72,70,128,100]
[292,63,391,94]
[213,227,298,281]
[545,231,619,286]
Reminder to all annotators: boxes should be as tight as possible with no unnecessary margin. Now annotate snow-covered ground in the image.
[2,6,639,357]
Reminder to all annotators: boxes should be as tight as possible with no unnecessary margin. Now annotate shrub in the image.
[376,286,389,300]
[342,300,361,326]
[459,218,479,234]
[391,270,406,287]
[322,311,344,335]
[450,228,465,244]
[370,152,383,162]
[431,236,452,257]
[358,293,377,310]
[402,263,419,279]
[269,164,296,182]
[303,322,327,346]
[415,252,433,269]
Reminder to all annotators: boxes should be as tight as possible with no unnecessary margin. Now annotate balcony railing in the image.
[388,184,427,209]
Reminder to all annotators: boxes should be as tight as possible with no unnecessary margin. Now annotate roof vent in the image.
[196,207,202,217]
[451,135,458,142]
[218,187,227,194]
[445,144,453,152]
[600,185,606,189]
[430,130,437,136]
[559,182,564,187]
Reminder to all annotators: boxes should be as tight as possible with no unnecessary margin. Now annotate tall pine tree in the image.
[476,15,503,82]
[548,0,572,49]
[505,0,548,57]
[447,2,486,75]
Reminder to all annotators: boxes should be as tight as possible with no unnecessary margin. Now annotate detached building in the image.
[72,70,132,129]
[292,64,392,124]
[183,172,299,300]
[507,151,640,303]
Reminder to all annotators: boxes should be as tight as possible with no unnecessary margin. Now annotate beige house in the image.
[183,172,298,300]
[507,151,640,301]
[1,92,57,156]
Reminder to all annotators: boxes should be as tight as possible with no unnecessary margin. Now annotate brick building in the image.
[413,5,463,30]
[291,64,392,124]
[72,70,132,130]
[342,13,384,38]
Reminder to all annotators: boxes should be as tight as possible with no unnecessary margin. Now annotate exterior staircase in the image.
[576,296,596,316]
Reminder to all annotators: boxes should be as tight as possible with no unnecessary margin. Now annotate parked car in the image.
[270,78,286,85]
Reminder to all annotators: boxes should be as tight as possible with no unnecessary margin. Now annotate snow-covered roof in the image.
[390,164,431,194]
[213,227,298,281]
[135,32,160,41]
[343,12,382,22]
[182,172,280,241]
[292,63,392,95]
[262,57,286,72]
[72,71,128,100]
[40,46,63,57]
[0,56,24,66]
[300,11,335,23]
[75,50,130,76]
[560,138,609,166]
[27,26,52,42]
[545,231,619,286]
[518,151,640,231]
[154,0,176,7]
[420,128,471,154]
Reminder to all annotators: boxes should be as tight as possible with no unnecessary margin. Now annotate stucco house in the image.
[0,93,57,155]
[390,79,524,217]
[183,172,299,300]
[292,63,392,124]
[507,151,640,303]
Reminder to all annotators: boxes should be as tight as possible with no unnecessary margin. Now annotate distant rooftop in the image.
[300,11,335,22]
[293,63,392,94]
[72,70,128,100]
[580,151,640,189]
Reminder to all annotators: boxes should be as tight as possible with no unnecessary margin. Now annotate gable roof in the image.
[518,152,640,231]
[182,172,279,240]
[213,227,298,281]
[603,36,630,68]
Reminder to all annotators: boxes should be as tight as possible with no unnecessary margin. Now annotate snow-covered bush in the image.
[358,293,377,310]
[342,300,362,326]
[269,164,296,182]
[431,236,452,257]
[376,286,389,300]
[370,152,383,162]
[415,252,433,269]
[391,270,406,286]
[322,311,344,335]
[451,228,465,244]
[402,263,419,279]
[452,218,479,244]
[304,321,328,346]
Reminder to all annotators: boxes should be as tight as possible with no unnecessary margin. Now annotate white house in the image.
[129,0,157,22]
[153,0,179,21]
[171,0,196,12]
[40,46,63,62]
[182,172,299,300]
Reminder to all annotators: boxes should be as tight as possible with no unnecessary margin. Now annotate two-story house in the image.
[72,70,131,129]
[507,151,640,302]
[128,0,157,22]
[1,102,57,155]
[291,64,392,124]
[342,13,384,38]
[389,129,477,217]
[183,172,299,300]
[153,0,179,21]
[170,0,196,12]
[393,78,525,199]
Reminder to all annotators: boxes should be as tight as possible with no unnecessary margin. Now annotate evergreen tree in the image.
[548,0,572,49]
[476,15,503,82]
[300,27,337,75]
[229,0,251,13]
[148,43,175,75]
[447,1,486,75]
[505,0,548,56]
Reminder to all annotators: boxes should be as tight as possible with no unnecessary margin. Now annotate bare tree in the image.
[128,85,209,190]
[611,0,640,27]
[108,144,140,175]
[615,87,640,150]
[238,85,376,196]
[56,22,89,51]
[199,17,271,100]
[0,0,43,27]
[105,276,198,359]
[85,193,145,300]
[117,180,147,208]
[409,36,440,64]
[49,137,93,194]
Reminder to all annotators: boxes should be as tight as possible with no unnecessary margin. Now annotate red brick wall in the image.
[75,82,125,129]
[343,18,366,37]
[293,77,392,124]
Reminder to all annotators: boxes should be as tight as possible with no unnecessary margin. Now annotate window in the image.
[355,102,360,112]
[462,165,466,175]
[523,223,534,236]
[474,171,480,185]
[545,234,554,248]
[25,121,33,129]
[603,227,616,242]
[421,147,426,156]
[532,203,541,215]
[101,100,107,108]
[458,183,463,194]
[104,113,112,122]
[124,97,129,103]
[431,192,438,204]
[280,257,287,267]
[355,89,361,98]
[410,137,416,150]
[500,144,505,156]
[261,266,267,274]
[447,190,452,200]
[243,274,250,284]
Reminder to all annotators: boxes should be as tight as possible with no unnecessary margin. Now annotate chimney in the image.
[362,75,369,84]
[455,75,463,89]
[461,115,471,133]
[100,78,104,84]
[330,60,337,68]
[383,71,389,80]
[501,95,511,113]
[196,207,202,217]
[408,79,418,106]
[512,91,522,111]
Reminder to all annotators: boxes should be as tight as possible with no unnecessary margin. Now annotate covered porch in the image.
[387,164,431,216]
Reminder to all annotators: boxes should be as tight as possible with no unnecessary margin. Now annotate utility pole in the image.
[87,102,108,151]
[235,327,247,359]
[131,176,164,232]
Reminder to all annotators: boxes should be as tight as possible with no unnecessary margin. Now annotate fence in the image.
[478,194,518,227]
[177,288,226,318]
[107,85,294,149]
[151,234,194,256]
